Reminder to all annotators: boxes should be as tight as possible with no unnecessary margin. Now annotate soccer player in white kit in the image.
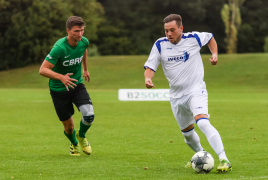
[144,14,232,172]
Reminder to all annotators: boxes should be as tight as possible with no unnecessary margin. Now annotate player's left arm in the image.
[207,37,218,65]
[82,49,90,82]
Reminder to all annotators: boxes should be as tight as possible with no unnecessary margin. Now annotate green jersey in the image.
[45,36,89,92]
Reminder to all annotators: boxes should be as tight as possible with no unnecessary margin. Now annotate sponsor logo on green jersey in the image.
[63,56,83,66]
[47,55,52,59]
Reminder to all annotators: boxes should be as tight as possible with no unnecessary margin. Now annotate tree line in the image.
[0,0,268,70]
[96,0,268,55]
[0,0,104,70]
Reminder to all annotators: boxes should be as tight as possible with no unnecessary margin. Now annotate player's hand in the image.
[145,78,155,89]
[83,70,90,82]
[61,73,78,91]
[209,54,218,65]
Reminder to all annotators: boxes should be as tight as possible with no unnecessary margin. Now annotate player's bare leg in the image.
[62,117,80,156]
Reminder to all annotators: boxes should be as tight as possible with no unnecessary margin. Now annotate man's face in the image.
[67,25,84,42]
[164,20,183,44]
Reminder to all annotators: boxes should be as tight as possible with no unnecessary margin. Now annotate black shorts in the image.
[50,83,92,121]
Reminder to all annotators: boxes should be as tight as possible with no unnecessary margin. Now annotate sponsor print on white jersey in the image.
[144,31,213,98]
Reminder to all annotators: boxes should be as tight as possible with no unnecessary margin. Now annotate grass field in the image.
[1,54,268,179]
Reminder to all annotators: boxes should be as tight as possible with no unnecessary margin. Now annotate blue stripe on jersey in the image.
[144,66,156,72]
[205,34,214,46]
[182,33,202,48]
[155,38,169,54]
[193,34,202,48]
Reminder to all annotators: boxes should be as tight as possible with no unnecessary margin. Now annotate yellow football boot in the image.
[217,159,232,172]
[76,132,92,155]
[70,143,80,156]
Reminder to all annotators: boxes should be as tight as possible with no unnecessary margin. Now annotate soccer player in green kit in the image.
[39,16,94,156]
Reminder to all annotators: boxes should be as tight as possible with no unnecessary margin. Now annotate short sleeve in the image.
[45,46,62,65]
[194,32,213,47]
[144,43,161,72]
[81,37,89,48]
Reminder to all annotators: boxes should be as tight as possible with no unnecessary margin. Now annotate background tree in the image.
[0,0,103,71]
[94,0,226,55]
[1,0,268,71]
[221,0,245,54]
[237,0,268,53]
[264,37,268,53]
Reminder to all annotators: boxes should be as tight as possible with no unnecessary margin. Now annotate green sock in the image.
[79,120,91,138]
[64,129,78,145]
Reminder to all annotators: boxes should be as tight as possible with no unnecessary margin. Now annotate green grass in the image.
[1,54,268,179]
[1,53,268,91]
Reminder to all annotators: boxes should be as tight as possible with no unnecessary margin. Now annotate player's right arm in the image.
[144,40,162,89]
[39,60,78,91]
[144,68,155,89]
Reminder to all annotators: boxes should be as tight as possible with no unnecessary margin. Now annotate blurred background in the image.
[1,1,268,178]
[0,0,268,71]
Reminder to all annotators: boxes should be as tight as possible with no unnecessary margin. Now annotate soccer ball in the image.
[191,151,214,173]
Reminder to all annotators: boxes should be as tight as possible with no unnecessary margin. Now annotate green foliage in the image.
[68,0,104,42]
[221,0,244,54]
[221,4,230,35]
[95,0,226,55]
[0,0,103,70]
[235,5,242,26]
[88,45,100,57]
[238,0,268,53]
[2,0,268,66]
[264,36,268,53]
[95,0,267,55]
[236,23,255,52]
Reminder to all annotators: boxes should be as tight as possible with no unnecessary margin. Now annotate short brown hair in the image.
[163,14,182,27]
[66,16,85,30]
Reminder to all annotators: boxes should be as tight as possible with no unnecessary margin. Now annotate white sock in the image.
[182,128,203,153]
[197,119,229,162]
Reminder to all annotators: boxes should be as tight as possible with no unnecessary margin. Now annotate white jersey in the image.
[144,31,213,98]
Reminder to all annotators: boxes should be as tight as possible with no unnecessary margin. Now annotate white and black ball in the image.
[191,151,214,173]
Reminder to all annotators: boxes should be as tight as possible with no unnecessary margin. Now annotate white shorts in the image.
[170,90,209,130]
